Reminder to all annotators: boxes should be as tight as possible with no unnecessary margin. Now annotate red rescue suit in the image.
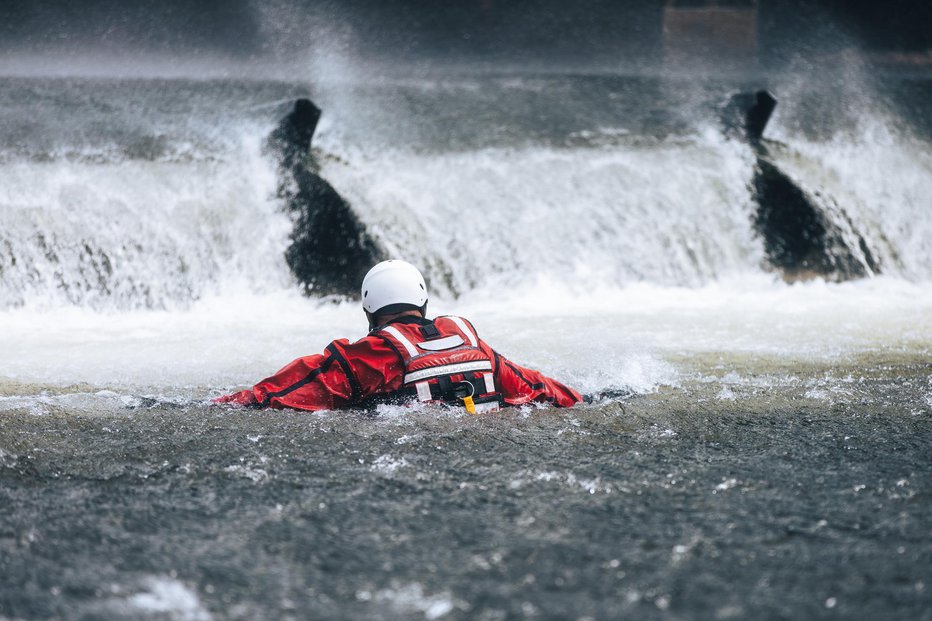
[215,315,582,411]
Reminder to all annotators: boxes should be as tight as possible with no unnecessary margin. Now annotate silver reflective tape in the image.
[448,316,477,347]
[483,372,495,394]
[382,325,418,357]
[404,360,492,384]
[415,381,432,402]
[474,401,500,414]
[416,335,464,351]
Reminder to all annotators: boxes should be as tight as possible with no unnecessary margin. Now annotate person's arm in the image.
[214,337,403,411]
[489,347,583,408]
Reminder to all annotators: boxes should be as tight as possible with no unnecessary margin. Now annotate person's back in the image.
[215,260,582,412]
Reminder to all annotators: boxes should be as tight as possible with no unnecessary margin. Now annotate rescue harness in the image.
[376,316,503,414]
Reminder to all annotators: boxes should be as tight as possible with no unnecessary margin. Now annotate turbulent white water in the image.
[765,121,932,280]
[0,129,292,309]
[1,76,931,403]
[320,132,762,295]
[3,275,930,405]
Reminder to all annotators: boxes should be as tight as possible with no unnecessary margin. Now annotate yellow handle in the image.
[462,395,476,414]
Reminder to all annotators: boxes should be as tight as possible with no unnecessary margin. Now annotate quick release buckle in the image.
[454,380,477,415]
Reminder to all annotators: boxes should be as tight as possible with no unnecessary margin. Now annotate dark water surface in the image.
[2,360,930,620]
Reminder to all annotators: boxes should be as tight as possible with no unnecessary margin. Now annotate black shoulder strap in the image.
[326,343,363,402]
[261,353,336,407]
[419,321,441,339]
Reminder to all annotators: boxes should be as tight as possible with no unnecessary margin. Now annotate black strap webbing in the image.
[420,322,441,339]
[326,344,363,402]
[261,354,336,406]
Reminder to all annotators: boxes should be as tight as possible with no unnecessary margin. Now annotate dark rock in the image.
[752,155,874,280]
[267,98,321,175]
[726,90,878,280]
[285,168,383,296]
[723,90,777,143]
[266,99,384,296]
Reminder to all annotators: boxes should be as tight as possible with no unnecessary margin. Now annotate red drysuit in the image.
[215,315,582,411]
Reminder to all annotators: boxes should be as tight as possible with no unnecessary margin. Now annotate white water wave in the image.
[323,135,761,295]
[0,127,291,310]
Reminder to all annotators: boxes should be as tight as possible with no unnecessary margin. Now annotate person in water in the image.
[215,260,582,412]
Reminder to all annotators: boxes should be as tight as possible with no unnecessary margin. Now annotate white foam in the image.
[510,470,613,494]
[766,119,932,281]
[321,136,761,295]
[0,290,359,392]
[713,478,739,493]
[370,454,409,475]
[124,576,212,621]
[1,276,930,398]
[362,582,458,619]
[0,125,291,309]
[224,464,270,484]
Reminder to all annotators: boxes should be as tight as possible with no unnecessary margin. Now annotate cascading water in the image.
[3,74,930,314]
[0,79,306,310]
[763,122,932,281]
[0,152,293,308]
[321,135,763,295]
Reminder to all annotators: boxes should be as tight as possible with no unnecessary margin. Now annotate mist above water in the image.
[3,1,931,80]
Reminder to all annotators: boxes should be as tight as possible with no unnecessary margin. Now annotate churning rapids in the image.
[1,73,931,620]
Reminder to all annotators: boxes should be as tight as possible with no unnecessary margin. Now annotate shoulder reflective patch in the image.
[404,360,493,384]
[382,325,418,357]
[416,335,464,351]
[415,381,432,402]
[447,316,478,347]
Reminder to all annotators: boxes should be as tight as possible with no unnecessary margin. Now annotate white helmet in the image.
[361,260,428,315]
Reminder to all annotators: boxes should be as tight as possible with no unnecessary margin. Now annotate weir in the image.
[280,90,884,292]
[0,76,926,310]
[267,98,383,297]
[726,89,879,280]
